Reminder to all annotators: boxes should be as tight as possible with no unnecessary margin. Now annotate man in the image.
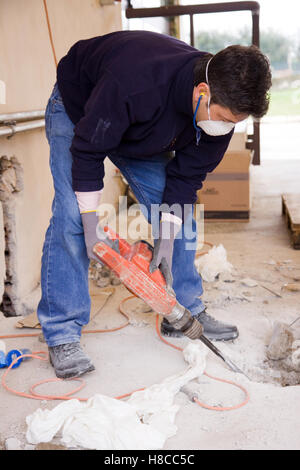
[37,30,272,379]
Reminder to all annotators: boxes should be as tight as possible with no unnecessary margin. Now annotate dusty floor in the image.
[1,157,300,451]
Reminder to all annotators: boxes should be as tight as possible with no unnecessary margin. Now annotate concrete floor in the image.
[1,152,300,450]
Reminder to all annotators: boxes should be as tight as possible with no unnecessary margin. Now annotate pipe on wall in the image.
[0,119,45,138]
[0,110,45,123]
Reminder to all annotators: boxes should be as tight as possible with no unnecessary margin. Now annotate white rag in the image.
[26,342,207,450]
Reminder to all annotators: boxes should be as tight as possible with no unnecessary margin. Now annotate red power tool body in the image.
[93,227,203,339]
[93,226,248,377]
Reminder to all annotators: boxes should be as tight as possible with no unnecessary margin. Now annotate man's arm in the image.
[69,71,131,260]
[70,70,130,192]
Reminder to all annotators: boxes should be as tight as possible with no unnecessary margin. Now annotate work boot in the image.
[161,309,239,342]
[48,342,95,379]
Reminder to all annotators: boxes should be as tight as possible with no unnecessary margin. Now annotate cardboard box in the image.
[197,149,253,222]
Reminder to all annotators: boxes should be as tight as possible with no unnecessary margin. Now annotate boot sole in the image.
[54,364,95,379]
[161,323,239,342]
[204,331,239,342]
[49,355,96,379]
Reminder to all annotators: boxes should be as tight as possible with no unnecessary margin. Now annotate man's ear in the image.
[193,82,210,102]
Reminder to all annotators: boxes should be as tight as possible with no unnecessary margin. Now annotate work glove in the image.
[149,213,182,287]
[75,190,118,262]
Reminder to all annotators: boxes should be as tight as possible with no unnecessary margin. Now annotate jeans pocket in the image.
[45,98,53,142]
[49,101,74,139]
[51,96,65,112]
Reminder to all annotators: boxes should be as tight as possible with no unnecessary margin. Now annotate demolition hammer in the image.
[93,227,246,377]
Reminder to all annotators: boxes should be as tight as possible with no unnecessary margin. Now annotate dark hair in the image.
[194,45,272,118]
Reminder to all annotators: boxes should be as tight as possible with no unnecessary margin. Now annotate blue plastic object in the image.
[0,350,6,368]
[2,349,31,369]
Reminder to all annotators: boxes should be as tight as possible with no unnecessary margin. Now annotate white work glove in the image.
[75,190,117,261]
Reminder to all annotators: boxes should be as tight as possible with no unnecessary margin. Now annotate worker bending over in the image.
[37,31,272,378]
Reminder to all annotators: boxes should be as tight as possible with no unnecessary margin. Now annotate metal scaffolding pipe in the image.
[0,110,45,123]
[126,2,260,19]
[0,119,45,138]
[126,1,260,49]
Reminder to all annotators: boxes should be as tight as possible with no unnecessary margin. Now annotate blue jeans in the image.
[37,84,204,346]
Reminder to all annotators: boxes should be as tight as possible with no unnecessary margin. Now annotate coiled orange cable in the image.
[1,295,249,411]
[152,306,250,411]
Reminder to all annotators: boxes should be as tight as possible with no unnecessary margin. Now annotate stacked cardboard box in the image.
[197,120,252,222]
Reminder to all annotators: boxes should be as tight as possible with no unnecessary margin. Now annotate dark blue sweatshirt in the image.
[57,30,233,213]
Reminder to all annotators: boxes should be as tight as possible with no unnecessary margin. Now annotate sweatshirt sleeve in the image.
[162,130,234,219]
[70,71,130,192]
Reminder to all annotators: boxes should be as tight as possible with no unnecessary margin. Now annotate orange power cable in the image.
[1,295,249,411]
[153,309,250,412]
[43,0,58,68]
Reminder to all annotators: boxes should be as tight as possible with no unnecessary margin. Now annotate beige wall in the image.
[0,0,123,315]
[0,0,122,112]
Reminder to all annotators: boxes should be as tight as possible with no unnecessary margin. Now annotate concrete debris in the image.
[275,370,300,387]
[202,264,297,308]
[38,332,46,343]
[35,442,67,450]
[120,298,153,328]
[261,323,300,386]
[241,278,258,288]
[89,261,121,288]
[283,283,300,292]
[290,340,300,369]
[5,437,23,450]
[129,319,150,328]
[203,280,254,308]
[292,340,300,350]
[266,322,294,361]
[242,291,254,297]
[218,272,236,283]
[291,347,300,369]
[266,259,277,265]
[96,268,111,288]
[283,274,300,282]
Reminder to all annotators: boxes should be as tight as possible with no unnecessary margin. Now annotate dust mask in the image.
[193,58,235,144]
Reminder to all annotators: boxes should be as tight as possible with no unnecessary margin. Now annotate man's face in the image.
[193,84,248,124]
